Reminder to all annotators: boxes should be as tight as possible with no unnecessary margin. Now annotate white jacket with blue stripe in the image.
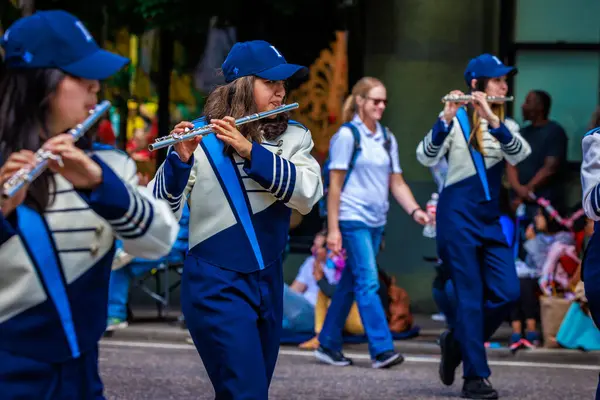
[0,144,179,363]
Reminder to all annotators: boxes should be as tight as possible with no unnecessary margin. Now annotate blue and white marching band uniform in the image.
[580,127,600,400]
[149,115,322,397]
[0,147,179,398]
[149,40,322,398]
[0,10,180,399]
[416,61,531,383]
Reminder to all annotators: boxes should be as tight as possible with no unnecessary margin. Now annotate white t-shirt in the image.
[328,114,402,227]
[295,255,338,307]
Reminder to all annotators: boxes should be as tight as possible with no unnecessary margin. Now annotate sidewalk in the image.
[102,309,600,365]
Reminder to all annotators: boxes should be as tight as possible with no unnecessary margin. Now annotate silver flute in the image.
[148,102,300,151]
[441,95,514,103]
[1,100,111,200]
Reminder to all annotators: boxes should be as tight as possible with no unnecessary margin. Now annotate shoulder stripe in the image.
[288,119,308,132]
[584,127,600,137]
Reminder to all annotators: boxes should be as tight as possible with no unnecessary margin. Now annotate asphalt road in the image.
[99,340,598,400]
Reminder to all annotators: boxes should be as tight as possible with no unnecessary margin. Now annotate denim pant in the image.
[107,261,158,321]
[282,284,315,333]
[318,220,393,359]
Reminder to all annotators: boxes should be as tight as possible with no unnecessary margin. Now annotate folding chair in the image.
[127,259,184,320]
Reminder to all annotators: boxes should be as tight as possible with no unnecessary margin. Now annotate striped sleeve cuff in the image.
[489,123,513,144]
[107,188,154,239]
[428,118,452,148]
[500,136,523,155]
[79,156,153,240]
[150,150,192,213]
[423,134,443,158]
[152,164,184,214]
[244,143,297,203]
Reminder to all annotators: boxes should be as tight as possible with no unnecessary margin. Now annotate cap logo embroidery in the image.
[233,67,239,75]
[74,21,93,42]
[270,45,283,58]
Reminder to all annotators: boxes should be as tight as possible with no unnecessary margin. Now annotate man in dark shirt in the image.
[507,90,568,218]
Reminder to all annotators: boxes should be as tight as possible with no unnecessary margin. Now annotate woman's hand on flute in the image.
[0,150,36,217]
[442,90,467,124]
[43,134,103,190]
[171,121,202,163]
[212,117,253,160]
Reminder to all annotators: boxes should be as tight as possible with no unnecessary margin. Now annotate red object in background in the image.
[558,230,586,276]
[328,113,337,124]
[97,119,116,146]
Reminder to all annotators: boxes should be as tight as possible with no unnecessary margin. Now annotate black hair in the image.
[532,90,551,119]
[0,65,67,212]
[539,205,565,234]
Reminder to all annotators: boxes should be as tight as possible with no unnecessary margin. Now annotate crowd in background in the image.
[99,86,600,353]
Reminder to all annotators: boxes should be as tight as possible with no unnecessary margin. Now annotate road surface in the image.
[100,340,598,399]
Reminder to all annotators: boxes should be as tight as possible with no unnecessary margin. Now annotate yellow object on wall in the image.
[288,31,349,159]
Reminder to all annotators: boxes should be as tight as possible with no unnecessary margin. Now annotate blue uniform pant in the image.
[181,254,283,400]
[318,220,393,359]
[438,215,520,379]
[0,346,104,399]
[582,228,600,400]
[432,265,457,330]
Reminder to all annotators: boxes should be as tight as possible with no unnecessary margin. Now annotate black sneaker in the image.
[439,330,462,386]
[461,378,499,399]
[314,346,353,366]
[372,350,404,369]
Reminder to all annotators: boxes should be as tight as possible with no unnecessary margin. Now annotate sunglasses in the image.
[367,97,388,106]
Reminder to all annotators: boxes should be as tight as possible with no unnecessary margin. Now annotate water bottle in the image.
[422,193,438,238]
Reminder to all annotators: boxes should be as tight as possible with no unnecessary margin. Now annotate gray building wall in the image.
[359,0,501,313]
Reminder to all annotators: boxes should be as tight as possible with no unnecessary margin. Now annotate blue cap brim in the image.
[61,49,130,80]
[488,65,517,78]
[255,63,308,82]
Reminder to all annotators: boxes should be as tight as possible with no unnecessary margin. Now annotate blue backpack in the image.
[319,122,393,219]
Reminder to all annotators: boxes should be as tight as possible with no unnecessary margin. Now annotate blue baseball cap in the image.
[221,40,308,83]
[0,10,129,80]
[464,53,517,87]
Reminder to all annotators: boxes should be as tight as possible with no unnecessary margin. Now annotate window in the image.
[516,0,600,43]
[512,51,600,161]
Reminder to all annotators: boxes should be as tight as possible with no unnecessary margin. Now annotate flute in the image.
[441,95,514,103]
[1,100,111,200]
[148,103,299,151]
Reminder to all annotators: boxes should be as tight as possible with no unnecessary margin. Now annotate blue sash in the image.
[195,118,265,270]
[17,205,80,358]
[456,108,491,201]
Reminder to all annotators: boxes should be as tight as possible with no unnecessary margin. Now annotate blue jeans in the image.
[318,220,393,359]
[107,260,162,321]
[282,284,315,333]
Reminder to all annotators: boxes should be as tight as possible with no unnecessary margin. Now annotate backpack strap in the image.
[382,126,393,172]
[341,122,361,189]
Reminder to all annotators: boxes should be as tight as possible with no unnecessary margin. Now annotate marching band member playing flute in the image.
[416,54,531,399]
[580,126,600,400]
[148,40,323,399]
[0,11,180,399]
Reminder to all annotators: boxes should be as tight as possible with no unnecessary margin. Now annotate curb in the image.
[101,326,600,365]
